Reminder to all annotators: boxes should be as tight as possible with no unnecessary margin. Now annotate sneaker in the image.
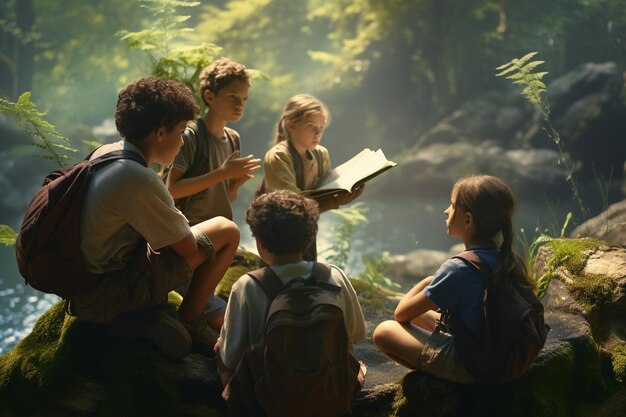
[181,315,219,357]
[108,309,192,359]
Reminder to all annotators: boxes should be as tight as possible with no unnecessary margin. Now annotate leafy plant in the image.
[321,203,368,271]
[0,225,17,247]
[321,203,400,292]
[116,0,223,98]
[496,52,590,219]
[0,92,77,167]
[518,211,572,296]
[359,251,401,291]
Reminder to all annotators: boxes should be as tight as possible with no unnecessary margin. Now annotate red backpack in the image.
[440,251,550,384]
[223,262,361,417]
[15,150,147,299]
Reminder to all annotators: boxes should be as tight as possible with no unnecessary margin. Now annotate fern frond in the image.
[515,51,538,67]
[521,60,545,73]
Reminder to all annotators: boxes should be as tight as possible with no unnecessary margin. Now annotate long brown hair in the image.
[273,94,330,144]
[453,175,534,290]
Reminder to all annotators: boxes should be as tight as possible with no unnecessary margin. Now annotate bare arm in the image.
[394,276,439,323]
[166,151,260,199]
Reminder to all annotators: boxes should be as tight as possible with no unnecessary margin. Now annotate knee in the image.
[372,320,397,350]
[219,217,240,241]
[198,216,240,243]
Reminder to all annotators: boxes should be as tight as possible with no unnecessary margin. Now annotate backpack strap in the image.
[224,127,241,154]
[183,118,210,179]
[452,251,493,285]
[286,140,306,190]
[247,262,336,302]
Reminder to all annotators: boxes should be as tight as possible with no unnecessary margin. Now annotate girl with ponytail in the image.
[373,175,536,383]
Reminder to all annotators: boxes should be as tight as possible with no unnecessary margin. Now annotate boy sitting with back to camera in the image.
[216,190,366,416]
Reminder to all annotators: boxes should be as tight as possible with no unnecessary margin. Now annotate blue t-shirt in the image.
[425,248,500,336]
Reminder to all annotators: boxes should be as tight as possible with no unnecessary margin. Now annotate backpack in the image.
[255,140,324,199]
[223,262,361,417]
[439,251,550,384]
[15,150,147,299]
[160,118,240,212]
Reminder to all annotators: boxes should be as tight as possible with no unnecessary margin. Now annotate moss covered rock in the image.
[0,292,225,417]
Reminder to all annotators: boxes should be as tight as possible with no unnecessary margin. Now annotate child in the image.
[70,77,240,358]
[261,93,364,260]
[215,190,366,390]
[372,175,536,383]
[166,57,261,225]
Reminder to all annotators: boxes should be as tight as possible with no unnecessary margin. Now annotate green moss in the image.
[215,247,261,300]
[566,273,617,312]
[215,264,250,299]
[547,238,603,275]
[0,296,225,416]
[611,345,626,383]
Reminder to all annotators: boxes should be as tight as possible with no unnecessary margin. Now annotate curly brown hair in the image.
[246,190,319,256]
[199,57,251,106]
[115,77,199,143]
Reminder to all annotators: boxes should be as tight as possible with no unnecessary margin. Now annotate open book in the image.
[304,148,397,198]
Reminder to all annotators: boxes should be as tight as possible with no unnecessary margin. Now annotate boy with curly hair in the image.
[215,190,366,388]
[165,57,261,225]
[70,77,240,358]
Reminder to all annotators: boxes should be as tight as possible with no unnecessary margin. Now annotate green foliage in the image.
[611,345,626,384]
[496,52,548,104]
[534,237,604,298]
[116,0,222,98]
[359,251,400,291]
[0,225,17,247]
[496,52,589,219]
[566,273,616,312]
[519,212,572,295]
[0,92,77,166]
[321,203,368,271]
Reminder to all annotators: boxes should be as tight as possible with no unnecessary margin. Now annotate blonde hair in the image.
[274,94,330,144]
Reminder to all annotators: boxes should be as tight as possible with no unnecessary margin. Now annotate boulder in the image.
[571,199,626,247]
[375,141,566,198]
[371,61,625,200]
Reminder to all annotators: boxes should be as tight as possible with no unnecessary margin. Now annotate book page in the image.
[313,148,397,193]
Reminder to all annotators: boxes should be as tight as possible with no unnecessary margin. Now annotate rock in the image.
[370,61,625,201]
[571,200,626,247]
[524,62,626,181]
[386,244,464,287]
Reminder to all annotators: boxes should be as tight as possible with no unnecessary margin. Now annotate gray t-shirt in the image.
[172,126,236,224]
[81,140,190,274]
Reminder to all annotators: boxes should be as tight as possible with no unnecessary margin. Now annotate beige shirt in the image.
[263,141,338,211]
[81,141,190,274]
[219,261,367,370]
[172,126,236,224]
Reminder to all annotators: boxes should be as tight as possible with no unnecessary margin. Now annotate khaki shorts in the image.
[418,328,476,384]
[69,232,215,324]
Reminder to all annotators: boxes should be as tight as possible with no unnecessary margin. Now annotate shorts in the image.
[418,328,476,384]
[69,232,216,324]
